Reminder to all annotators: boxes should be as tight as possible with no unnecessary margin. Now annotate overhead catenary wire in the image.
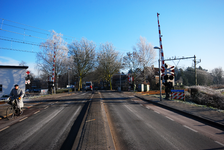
[0,47,37,53]
[0,18,76,40]
[0,36,42,46]
[0,36,132,54]
[0,18,133,50]
[0,28,47,40]
[2,23,50,36]
[0,18,135,55]
[0,23,73,41]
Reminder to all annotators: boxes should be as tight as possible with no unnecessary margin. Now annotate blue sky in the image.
[0,0,224,76]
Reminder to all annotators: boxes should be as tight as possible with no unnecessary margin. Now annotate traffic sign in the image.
[26,70,30,75]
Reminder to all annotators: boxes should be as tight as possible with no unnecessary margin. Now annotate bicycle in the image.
[6,98,23,120]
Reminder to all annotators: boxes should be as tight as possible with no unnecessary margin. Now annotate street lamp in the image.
[68,68,71,93]
[154,46,162,101]
[120,72,121,91]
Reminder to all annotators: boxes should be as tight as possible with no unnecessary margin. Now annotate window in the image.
[0,84,2,92]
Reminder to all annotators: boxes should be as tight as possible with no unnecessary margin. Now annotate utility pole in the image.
[194,55,197,85]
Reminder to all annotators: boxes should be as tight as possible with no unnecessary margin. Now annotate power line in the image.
[0,36,70,51]
[0,36,41,46]
[1,23,74,41]
[0,18,76,40]
[0,18,49,32]
[2,23,50,35]
[0,28,47,40]
[0,36,133,54]
[0,47,37,53]
[0,18,134,53]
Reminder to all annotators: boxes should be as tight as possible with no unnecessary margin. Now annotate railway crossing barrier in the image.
[171,90,185,101]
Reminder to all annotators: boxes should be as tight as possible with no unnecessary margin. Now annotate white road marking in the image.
[0,126,10,132]
[154,111,160,114]
[215,141,224,146]
[34,110,40,114]
[183,125,198,133]
[44,106,49,109]
[7,107,65,150]
[124,105,179,150]
[19,117,28,122]
[165,116,174,121]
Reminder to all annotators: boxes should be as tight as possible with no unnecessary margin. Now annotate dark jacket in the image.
[9,88,25,99]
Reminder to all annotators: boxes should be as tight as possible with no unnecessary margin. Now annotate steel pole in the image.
[194,55,197,85]
[120,73,121,91]
[159,59,162,101]
[68,68,70,94]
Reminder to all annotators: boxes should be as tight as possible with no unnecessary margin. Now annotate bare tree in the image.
[19,61,27,66]
[123,52,140,90]
[212,67,223,84]
[132,36,156,83]
[36,30,68,86]
[69,38,96,91]
[133,36,156,69]
[97,42,122,90]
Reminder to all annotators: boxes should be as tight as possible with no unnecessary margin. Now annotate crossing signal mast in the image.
[157,13,175,100]
[156,13,201,99]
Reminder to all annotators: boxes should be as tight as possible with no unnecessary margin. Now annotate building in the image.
[0,65,28,97]
[112,73,129,90]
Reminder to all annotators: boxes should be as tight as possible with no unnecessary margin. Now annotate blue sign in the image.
[171,90,184,93]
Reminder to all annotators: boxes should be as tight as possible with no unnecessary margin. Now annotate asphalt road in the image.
[0,91,224,150]
[0,92,92,150]
[101,91,224,150]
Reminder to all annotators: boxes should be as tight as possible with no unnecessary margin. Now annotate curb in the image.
[135,95,224,131]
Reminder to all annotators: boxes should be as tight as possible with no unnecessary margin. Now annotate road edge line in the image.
[0,126,10,132]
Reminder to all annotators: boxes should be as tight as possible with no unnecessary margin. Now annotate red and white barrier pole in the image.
[157,13,165,77]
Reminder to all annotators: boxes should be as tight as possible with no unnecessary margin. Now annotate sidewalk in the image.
[123,92,224,127]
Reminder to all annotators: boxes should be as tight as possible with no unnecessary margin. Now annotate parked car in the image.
[0,95,10,101]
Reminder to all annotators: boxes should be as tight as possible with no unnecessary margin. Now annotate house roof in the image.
[0,65,29,69]
[153,68,160,76]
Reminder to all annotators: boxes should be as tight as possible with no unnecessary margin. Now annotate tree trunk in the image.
[78,77,82,91]
[110,79,112,90]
